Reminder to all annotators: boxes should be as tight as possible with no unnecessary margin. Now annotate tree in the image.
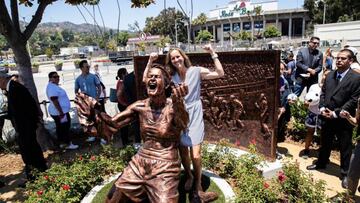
[106,38,117,51]
[130,0,155,8]
[192,13,207,26]
[0,35,8,59]
[0,0,158,149]
[263,25,281,38]
[144,7,187,43]
[61,29,75,43]
[235,31,252,41]
[304,0,360,24]
[156,36,171,49]
[44,47,53,59]
[337,14,353,22]
[195,30,212,43]
[117,31,129,47]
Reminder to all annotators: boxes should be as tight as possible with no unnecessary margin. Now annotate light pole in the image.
[175,19,178,47]
[183,17,191,51]
[323,0,326,24]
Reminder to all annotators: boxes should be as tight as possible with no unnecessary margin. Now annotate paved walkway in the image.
[277,142,360,200]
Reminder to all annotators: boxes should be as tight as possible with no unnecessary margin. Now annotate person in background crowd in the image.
[116,68,130,146]
[123,71,141,143]
[341,98,360,197]
[323,48,334,71]
[93,64,102,81]
[294,36,323,96]
[144,44,224,202]
[278,62,291,143]
[75,60,101,143]
[92,64,106,113]
[284,52,296,92]
[301,70,329,158]
[306,49,360,190]
[0,72,47,183]
[344,46,360,72]
[46,71,78,150]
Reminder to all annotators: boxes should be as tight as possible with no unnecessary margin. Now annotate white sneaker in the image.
[66,143,79,150]
[86,136,96,142]
[100,139,107,145]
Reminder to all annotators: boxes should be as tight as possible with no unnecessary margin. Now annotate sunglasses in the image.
[52,75,60,78]
[310,41,319,45]
[335,57,349,61]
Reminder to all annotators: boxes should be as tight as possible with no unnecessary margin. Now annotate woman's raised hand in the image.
[202,44,215,54]
[149,52,159,63]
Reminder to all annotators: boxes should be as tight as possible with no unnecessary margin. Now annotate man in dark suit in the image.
[0,72,47,181]
[294,36,323,96]
[307,49,360,188]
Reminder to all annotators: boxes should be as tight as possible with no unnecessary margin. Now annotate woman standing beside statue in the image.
[144,44,224,202]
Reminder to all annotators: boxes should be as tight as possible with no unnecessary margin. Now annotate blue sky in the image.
[15,0,304,30]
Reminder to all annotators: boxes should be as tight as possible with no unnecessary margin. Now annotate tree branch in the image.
[23,0,53,41]
[10,0,20,34]
[0,0,14,36]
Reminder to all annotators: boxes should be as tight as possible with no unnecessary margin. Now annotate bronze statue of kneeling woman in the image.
[75,64,189,203]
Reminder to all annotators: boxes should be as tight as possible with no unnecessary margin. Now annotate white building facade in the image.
[192,0,309,46]
[314,20,360,49]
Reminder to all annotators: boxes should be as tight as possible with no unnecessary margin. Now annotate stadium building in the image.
[192,0,309,46]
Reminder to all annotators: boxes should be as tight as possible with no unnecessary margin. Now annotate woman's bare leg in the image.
[190,144,202,191]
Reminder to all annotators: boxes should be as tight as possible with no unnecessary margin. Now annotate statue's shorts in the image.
[115,153,181,203]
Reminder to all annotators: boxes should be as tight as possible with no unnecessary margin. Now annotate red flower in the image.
[90,155,96,161]
[250,138,256,145]
[62,184,70,191]
[263,182,270,189]
[278,171,287,183]
[235,139,241,146]
[37,190,43,196]
[79,155,83,161]
[44,175,49,180]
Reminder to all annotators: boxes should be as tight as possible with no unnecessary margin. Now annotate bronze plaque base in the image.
[134,50,280,159]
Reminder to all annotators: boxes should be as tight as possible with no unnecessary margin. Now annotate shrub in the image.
[288,99,308,140]
[25,145,136,203]
[73,60,81,69]
[32,62,39,68]
[55,60,63,66]
[279,161,327,202]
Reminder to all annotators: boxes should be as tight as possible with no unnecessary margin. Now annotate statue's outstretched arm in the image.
[75,93,137,141]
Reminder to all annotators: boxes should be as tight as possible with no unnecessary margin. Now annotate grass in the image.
[92,173,225,203]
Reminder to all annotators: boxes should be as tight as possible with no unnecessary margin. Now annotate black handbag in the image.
[109,88,118,102]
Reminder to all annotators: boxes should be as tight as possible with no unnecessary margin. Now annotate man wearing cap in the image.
[0,72,47,181]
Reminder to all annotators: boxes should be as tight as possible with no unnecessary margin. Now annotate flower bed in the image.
[24,146,136,203]
[202,140,328,202]
[24,140,329,202]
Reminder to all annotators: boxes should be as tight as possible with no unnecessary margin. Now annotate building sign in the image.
[220,1,248,18]
[128,35,161,43]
